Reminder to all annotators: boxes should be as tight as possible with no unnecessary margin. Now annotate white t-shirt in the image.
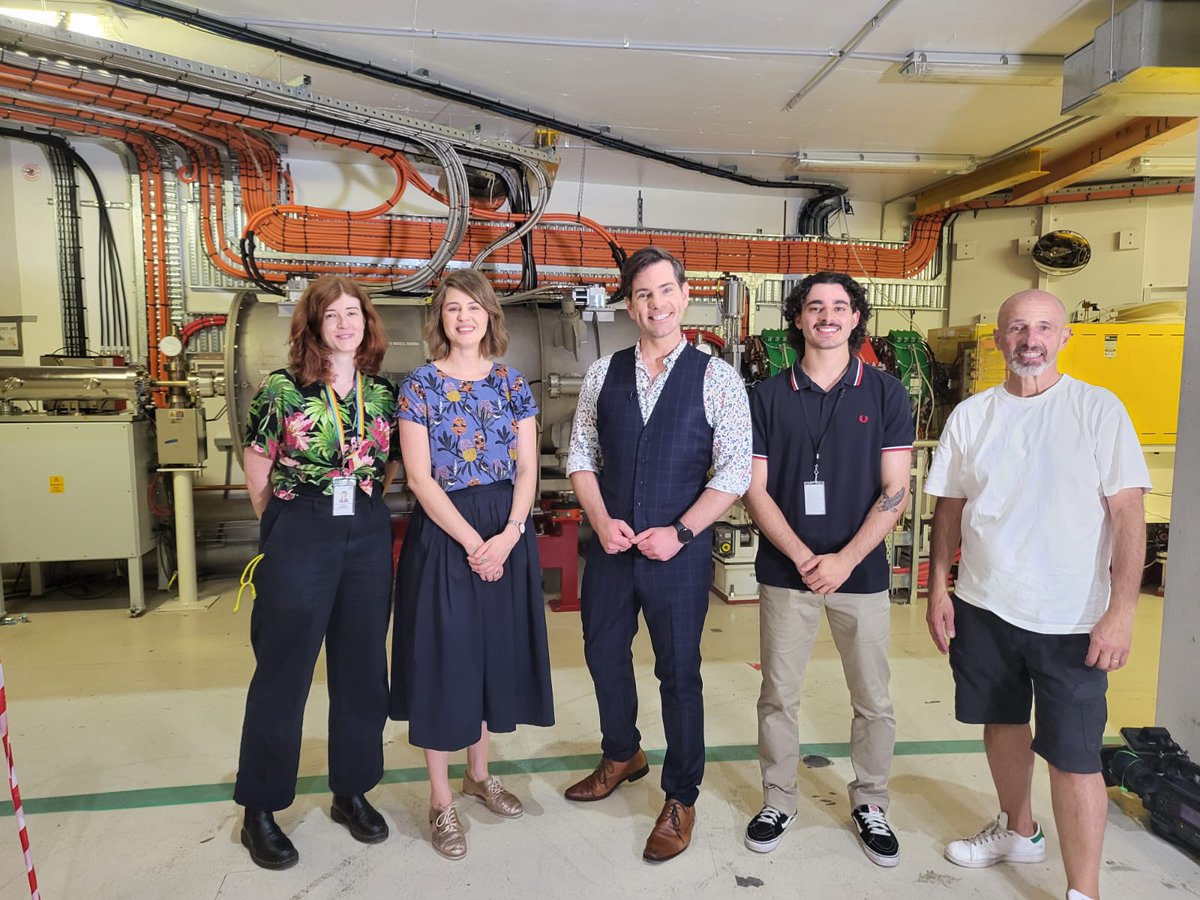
[925,374,1150,634]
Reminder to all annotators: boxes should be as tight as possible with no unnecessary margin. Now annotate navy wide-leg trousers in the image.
[233,491,392,811]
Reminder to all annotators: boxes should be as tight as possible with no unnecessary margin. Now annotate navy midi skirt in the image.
[390,480,555,751]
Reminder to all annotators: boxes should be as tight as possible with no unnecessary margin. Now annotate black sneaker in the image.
[745,805,794,853]
[851,804,899,867]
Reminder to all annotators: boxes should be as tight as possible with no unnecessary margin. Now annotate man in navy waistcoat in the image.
[565,247,752,861]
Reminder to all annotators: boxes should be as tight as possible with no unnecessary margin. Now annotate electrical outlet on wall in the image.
[954,241,977,261]
[1117,229,1141,251]
[1017,236,1037,255]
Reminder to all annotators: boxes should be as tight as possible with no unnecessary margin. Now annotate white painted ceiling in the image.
[6,0,1199,204]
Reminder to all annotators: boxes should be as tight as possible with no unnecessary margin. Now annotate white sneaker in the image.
[944,812,1047,868]
[1066,891,1095,900]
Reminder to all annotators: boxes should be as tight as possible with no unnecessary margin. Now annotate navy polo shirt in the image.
[750,357,914,593]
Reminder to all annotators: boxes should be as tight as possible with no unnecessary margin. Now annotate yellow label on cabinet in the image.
[49,475,65,494]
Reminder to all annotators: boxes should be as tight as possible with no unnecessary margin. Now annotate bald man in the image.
[924,291,1149,900]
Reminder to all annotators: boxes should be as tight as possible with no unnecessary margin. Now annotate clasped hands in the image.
[468,527,519,582]
[594,518,683,562]
[792,550,854,595]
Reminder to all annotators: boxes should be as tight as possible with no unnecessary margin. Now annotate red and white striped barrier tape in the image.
[0,662,40,900]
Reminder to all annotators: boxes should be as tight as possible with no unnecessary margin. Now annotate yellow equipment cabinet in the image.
[929,322,1184,443]
[1057,326,1183,444]
[929,323,1007,399]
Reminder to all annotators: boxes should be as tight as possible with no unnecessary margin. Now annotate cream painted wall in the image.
[285,155,826,239]
[944,194,1195,325]
[6,141,62,363]
[0,143,17,319]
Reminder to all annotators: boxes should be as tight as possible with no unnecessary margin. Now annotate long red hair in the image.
[288,276,388,385]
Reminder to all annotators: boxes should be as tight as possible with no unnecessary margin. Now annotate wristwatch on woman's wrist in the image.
[507,518,525,535]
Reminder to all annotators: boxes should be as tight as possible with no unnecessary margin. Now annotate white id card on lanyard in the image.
[804,480,826,516]
[326,374,364,518]
[798,374,845,520]
[331,476,356,516]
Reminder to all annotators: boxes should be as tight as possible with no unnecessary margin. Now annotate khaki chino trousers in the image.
[757,584,895,814]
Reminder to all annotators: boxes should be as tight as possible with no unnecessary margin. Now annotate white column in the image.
[1155,132,1200,750]
[172,469,199,606]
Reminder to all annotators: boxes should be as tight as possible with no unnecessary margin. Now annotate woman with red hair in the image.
[234,275,398,870]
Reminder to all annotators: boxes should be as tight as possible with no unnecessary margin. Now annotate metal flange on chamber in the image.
[223,289,641,468]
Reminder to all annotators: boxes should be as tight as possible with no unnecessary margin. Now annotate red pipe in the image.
[179,315,227,345]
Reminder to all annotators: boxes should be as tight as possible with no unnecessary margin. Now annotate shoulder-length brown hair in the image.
[288,275,388,385]
[424,269,509,361]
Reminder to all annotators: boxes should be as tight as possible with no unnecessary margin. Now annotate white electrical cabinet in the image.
[711,524,760,604]
[0,416,156,615]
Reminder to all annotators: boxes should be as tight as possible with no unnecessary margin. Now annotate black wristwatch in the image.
[673,520,694,545]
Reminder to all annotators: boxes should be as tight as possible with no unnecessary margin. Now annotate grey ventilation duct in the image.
[1062,0,1200,116]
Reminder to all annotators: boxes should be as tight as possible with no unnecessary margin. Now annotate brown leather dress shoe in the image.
[564,749,650,802]
[642,799,695,862]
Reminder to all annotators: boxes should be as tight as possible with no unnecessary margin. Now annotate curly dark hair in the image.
[783,271,871,358]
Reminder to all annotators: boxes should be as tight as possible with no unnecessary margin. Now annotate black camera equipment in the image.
[1101,726,1200,858]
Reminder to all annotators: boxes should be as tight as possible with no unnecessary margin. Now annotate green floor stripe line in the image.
[2,736,1124,817]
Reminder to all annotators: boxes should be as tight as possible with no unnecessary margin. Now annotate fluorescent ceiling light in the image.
[900,51,1062,86]
[792,151,977,174]
[0,8,107,37]
[1127,156,1196,177]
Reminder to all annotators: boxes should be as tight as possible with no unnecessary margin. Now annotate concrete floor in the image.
[0,578,1194,899]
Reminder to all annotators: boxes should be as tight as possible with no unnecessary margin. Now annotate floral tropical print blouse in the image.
[397,362,538,492]
[244,369,399,499]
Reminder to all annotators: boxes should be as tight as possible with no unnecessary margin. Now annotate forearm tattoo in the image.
[876,486,907,513]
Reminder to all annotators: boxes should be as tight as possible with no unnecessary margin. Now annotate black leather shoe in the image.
[331,793,389,844]
[240,809,299,870]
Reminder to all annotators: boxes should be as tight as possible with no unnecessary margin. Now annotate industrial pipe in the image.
[0,366,148,402]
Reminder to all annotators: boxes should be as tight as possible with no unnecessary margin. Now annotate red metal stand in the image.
[538,516,580,612]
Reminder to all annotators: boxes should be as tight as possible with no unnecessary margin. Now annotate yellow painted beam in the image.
[915,149,1047,215]
[1006,116,1197,206]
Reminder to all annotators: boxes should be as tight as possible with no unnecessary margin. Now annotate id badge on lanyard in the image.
[331,477,356,516]
[326,374,365,517]
[804,479,826,516]
[799,377,846,518]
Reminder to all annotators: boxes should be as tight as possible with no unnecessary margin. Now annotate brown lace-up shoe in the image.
[642,799,695,862]
[564,749,650,802]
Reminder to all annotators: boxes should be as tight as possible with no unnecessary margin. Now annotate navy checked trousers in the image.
[580,538,711,807]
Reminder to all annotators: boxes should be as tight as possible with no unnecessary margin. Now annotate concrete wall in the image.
[1156,134,1200,752]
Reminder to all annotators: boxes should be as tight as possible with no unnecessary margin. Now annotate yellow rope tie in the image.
[234,553,265,613]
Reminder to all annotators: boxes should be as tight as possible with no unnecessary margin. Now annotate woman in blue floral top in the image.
[391,268,554,860]
[235,275,398,869]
